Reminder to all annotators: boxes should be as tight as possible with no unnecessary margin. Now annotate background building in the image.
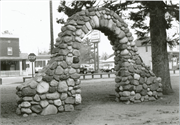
[100,37,179,71]
[134,37,179,70]
[134,37,152,68]
[0,34,28,76]
[28,54,51,74]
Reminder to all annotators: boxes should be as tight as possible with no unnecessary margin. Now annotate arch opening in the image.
[16,7,163,116]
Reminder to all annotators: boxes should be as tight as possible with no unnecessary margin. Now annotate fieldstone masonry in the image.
[16,7,163,116]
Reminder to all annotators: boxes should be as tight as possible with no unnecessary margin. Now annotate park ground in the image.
[0,73,179,125]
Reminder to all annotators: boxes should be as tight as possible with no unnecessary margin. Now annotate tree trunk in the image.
[150,2,173,94]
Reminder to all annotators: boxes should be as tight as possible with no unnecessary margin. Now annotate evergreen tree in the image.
[101,52,109,60]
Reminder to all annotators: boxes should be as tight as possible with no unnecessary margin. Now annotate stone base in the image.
[16,74,82,116]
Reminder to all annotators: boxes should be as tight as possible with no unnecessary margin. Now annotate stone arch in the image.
[16,7,163,116]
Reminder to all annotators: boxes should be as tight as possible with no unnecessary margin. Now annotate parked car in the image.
[80,64,95,74]
[100,64,114,73]
[101,67,114,72]
[35,66,43,73]
[80,67,87,74]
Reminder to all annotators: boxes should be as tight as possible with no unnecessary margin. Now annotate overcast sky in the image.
[0,0,179,56]
[1,1,60,55]
[0,0,114,56]
[0,0,138,56]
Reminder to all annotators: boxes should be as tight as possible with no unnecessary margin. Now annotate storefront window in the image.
[0,60,19,71]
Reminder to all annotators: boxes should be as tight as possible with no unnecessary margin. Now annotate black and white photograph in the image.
[0,0,179,125]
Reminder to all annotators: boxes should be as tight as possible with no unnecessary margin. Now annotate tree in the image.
[57,0,179,94]
[79,38,94,64]
[167,28,179,49]
[2,30,13,34]
[129,1,178,94]
[38,50,50,55]
[101,52,109,60]
[56,0,96,24]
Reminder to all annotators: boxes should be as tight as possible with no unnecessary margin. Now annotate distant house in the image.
[134,37,179,69]
[99,54,115,70]
[134,37,152,68]
[100,37,179,70]
[167,44,179,69]
[0,34,28,76]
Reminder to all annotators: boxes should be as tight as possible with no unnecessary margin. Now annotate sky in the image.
[0,0,179,56]
[1,1,60,55]
[0,0,132,56]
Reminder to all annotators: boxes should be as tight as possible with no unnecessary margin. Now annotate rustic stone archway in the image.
[16,7,163,116]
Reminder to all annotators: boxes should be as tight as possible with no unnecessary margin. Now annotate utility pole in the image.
[94,43,97,71]
[97,42,99,71]
[49,0,54,54]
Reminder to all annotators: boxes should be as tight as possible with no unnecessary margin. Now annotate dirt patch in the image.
[1,76,179,125]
